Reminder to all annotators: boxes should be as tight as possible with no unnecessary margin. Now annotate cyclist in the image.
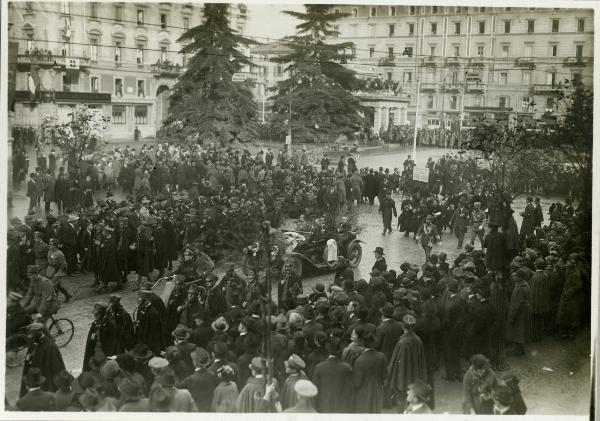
[22,265,59,323]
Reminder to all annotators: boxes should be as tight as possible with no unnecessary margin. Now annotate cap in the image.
[285,354,306,371]
[294,379,318,398]
[148,357,169,370]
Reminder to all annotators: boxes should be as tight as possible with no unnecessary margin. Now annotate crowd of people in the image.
[6,140,590,414]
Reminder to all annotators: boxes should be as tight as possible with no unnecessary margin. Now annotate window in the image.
[62,40,70,57]
[500,72,508,84]
[114,78,123,96]
[431,23,437,35]
[477,45,484,56]
[161,14,167,30]
[427,95,434,109]
[62,75,71,92]
[91,76,99,92]
[351,8,358,18]
[61,1,70,14]
[474,95,483,107]
[408,23,415,36]
[453,45,460,57]
[429,45,436,56]
[502,45,510,58]
[350,24,358,36]
[479,7,486,12]
[546,71,556,85]
[522,96,532,111]
[112,105,126,124]
[368,24,376,37]
[369,47,375,58]
[450,71,458,84]
[522,71,531,85]
[550,44,558,57]
[504,20,511,33]
[551,19,559,33]
[409,6,416,15]
[183,17,189,30]
[114,4,122,21]
[454,22,461,35]
[389,24,395,36]
[499,96,506,108]
[479,21,485,34]
[370,7,376,17]
[546,97,554,112]
[114,42,122,63]
[527,20,534,33]
[573,72,582,85]
[403,72,412,83]
[136,44,144,64]
[137,9,144,25]
[432,6,438,14]
[524,43,533,57]
[450,96,458,110]
[390,6,396,16]
[160,46,168,63]
[333,8,340,14]
[387,47,394,59]
[576,44,583,58]
[505,7,512,11]
[90,2,98,18]
[387,72,393,81]
[577,18,584,32]
[137,80,145,97]
[404,46,413,57]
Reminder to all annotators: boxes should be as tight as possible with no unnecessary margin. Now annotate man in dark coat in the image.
[166,276,188,333]
[313,339,353,413]
[179,347,219,411]
[58,214,79,275]
[505,271,532,356]
[484,222,505,273]
[223,263,247,307]
[20,322,66,397]
[519,197,536,245]
[374,302,404,408]
[365,169,379,205]
[441,279,467,381]
[118,216,138,281]
[533,198,544,228]
[352,332,388,413]
[464,289,496,359]
[451,197,470,249]
[106,294,135,354]
[372,247,387,273]
[16,368,57,411]
[133,290,165,355]
[98,227,123,291]
[379,191,397,235]
[82,303,118,371]
[26,173,38,211]
[387,314,428,412]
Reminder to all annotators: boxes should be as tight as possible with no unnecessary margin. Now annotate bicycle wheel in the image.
[6,333,29,367]
[48,318,74,348]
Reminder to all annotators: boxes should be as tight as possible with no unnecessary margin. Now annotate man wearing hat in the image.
[59,213,79,276]
[470,201,487,249]
[404,381,433,414]
[312,338,353,413]
[223,263,247,308]
[278,379,318,413]
[172,324,197,373]
[118,376,150,412]
[22,265,59,319]
[16,367,57,411]
[106,294,135,354]
[519,196,536,247]
[379,190,397,235]
[83,303,117,372]
[179,347,219,411]
[387,313,428,412]
[450,196,470,249]
[372,247,387,273]
[280,354,308,410]
[97,225,123,292]
[505,271,532,355]
[133,287,166,355]
[237,357,278,412]
[416,215,441,262]
[441,279,467,382]
[20,322,66,397]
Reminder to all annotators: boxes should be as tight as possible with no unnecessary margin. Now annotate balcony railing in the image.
[378,57,396,67]
[564,56,589,66]
[470,57,486,67]
[54,91,111,103]
[466,83,486,92]
[446,57,462,66]
[532,84,559,94]
[150,61,184,77]
[420,82,438,91]
[423,56,439,67]
[515,57,535,66]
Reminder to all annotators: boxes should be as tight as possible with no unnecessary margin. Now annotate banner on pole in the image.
[413,167,429,183]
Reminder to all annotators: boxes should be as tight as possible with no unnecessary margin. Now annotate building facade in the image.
[8,2,248,140]
[332,5,593,132]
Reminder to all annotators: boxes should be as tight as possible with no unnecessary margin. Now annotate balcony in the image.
[150,61,184,78]
[378,57,396,67]
[54,91,111,103]
[532,84,559,94]
[446,57,462,66]
[470,57,486,67]
[466,83,486,93]
[423,56,439,67]
[515,57,536,67]
[564,56,589,66]
[420,82,438,91]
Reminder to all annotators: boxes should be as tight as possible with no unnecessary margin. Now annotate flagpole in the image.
[412,80,420,159]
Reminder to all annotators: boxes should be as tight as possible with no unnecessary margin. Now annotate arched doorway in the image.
[155,85,171,134]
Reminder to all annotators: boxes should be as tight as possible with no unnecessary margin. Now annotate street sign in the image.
[232,73,248,82]
[413,167,429,183]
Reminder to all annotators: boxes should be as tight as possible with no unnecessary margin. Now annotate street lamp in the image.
[286,74,301,157]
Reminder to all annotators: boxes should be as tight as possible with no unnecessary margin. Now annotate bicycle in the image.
[6,314,75,368]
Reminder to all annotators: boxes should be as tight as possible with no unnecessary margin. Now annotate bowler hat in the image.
[172,324,191,340]
[373,247,385,255]
[100,360,121,379]
[190,347,212,368]
[381,302,395,318]
[163,346,181,362]
[78,388,103,411]
[25,367,46,387]
[53,370,74,389]
[129,343,153,360]
[211,316,230,333]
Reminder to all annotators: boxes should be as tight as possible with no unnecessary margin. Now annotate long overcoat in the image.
[353,348,388,413]
[505,280,532,344]
[386,330,427,393]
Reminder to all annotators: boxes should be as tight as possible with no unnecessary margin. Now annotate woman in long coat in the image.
[353,338,387,413]
[505,272,532,355]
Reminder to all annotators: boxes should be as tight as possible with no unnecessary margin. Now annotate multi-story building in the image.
[7,2,248,140]
[332,5,593,133]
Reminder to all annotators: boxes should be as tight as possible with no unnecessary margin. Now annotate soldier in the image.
[133,289,165,355]
[106,294,135,354]
[416,215,441,262]
[470,202,487,249]
[82,303,117,372]
[451,196,471,249]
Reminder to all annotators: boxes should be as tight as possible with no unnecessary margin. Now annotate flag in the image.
[64,17,71,38]
[28,64,40,103]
